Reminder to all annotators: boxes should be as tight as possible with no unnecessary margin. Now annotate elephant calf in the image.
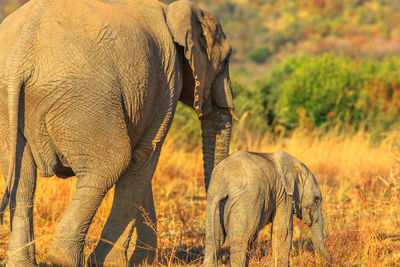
[204,151,332,267]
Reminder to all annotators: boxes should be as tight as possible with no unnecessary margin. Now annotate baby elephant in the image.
[204,151,332,267]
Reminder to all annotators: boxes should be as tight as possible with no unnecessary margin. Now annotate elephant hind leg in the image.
[204,196,227,267]
[47,186,107,267]
[225,193,263,267]
[47,156,132,267]
[47,165,132,266]
[47,120,132,266]
[6,133,37,267]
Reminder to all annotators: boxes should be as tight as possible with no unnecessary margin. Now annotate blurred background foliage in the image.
[1,0,399,146]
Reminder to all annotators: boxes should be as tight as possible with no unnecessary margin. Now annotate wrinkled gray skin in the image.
[204,151,332,267]
[0,0,235,266]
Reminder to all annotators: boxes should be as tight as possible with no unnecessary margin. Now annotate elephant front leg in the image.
[271,200,293,267]
[87,148,161,267]
[6,139,37,267]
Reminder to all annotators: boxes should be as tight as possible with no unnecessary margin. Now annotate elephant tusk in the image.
[229,109,239,122]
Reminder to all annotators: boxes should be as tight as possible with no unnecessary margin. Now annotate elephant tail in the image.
[0,3,38,225]
[206,190,228,264]
[0,75,23,224]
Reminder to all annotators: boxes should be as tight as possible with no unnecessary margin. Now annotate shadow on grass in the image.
[157,244,232,265]
[28,238,317,266]
[156,237,316,265]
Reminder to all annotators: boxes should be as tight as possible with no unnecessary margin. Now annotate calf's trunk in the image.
[310,209,332,263]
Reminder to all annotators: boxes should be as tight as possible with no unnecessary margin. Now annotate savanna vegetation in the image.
[1,0,400,266]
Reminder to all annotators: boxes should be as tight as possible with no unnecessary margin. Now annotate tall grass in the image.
[1,126,399,265]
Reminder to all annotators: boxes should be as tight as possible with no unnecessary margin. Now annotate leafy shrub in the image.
[275,54,362,128]
[258,53,400,132]
[248,46,272,63]
[256,56,305,126]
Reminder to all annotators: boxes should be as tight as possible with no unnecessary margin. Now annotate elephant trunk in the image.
[310,214,332,263]
[201,111,232,192]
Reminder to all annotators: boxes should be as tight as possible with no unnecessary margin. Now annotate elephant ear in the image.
[166,0,210,117]
[273,151,302,218]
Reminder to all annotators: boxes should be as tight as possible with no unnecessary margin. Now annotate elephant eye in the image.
[314,196,321,204]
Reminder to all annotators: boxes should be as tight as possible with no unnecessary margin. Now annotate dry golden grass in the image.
[0,127,400,266]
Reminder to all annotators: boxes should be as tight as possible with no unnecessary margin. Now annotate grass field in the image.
[1,127,400,266]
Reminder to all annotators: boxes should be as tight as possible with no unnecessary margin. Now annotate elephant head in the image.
[273,151,332,262]
[166,0,235,191]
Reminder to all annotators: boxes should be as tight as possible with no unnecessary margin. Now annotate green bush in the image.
[257,53,400,132]
[275,54,362,128]
[256,56,305,126]
[248,46,272,63]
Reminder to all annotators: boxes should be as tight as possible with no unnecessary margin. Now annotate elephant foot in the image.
[87,255,128,267]
[47,238,84,267]
[203,262,217,267]
[130,247,156,267]
[203,251,217,267]
[6,245,37,267]
[87,243,128,267]
[6,258,36,267]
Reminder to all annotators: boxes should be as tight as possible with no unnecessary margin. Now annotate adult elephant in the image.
[0,0,235,266]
